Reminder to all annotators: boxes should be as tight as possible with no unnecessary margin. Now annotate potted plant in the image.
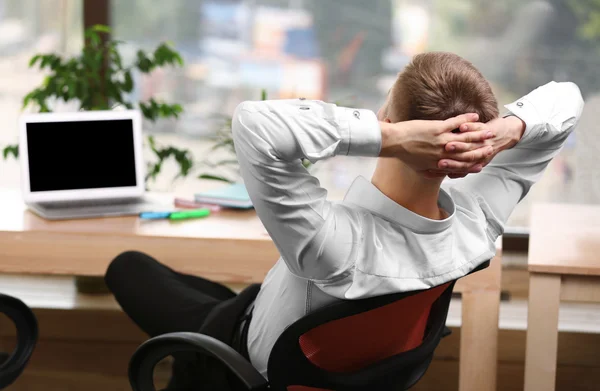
[2,24,195,186]
[3,25,327,186]
[2,24,202,293]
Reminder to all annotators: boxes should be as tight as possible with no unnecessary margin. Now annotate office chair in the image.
[129,261,490,391]
[0,293,38,389]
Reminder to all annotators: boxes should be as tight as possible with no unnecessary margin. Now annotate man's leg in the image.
[104,251,238,389]
[105,250,233,336]
[172,266,236,302]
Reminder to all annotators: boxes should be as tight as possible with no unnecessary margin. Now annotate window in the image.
[0,0,83,188]
[2,0,596,230]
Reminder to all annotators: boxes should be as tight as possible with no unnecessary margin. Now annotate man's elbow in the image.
[559,81,585,115]
[231,101,256,142]
[232,101,250,130]
[231,101,276,163]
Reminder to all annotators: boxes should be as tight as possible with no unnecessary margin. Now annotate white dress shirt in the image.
[231,81,584,377]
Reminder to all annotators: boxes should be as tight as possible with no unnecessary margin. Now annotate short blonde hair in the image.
[388,52,499,123]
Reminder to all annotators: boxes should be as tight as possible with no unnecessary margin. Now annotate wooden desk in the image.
[525,203,600,391]
[0,188,501,391]
[0,189,278,283]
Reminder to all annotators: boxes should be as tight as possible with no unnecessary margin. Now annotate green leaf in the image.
[93,51,103,69]
[160,103,183,118]
[198,174,234,183]
[145,141,196,183]
[153,45,166,64]
[3,144,19,160]
[49,55,61,69]
[66,58,78,72]
[92,24,111,33]
[147,135,157,151]
[85,30,101,47]
[67,80,78,99]
[145,161,162,182]
[39,103,51,113]
[110,49,123,69]
[106,82,124,105]
[139,102,157,122]
[123,71,133,93]
[173,52,184,66]
[174,151,194,178]
[153,43,184,67]
[261,89,268,101]
[136,50,153,73]
[22,91,35,109]
[171,103,183,116]
[84,25,110,49]
[39,55,51,69]
[28,54,42,67]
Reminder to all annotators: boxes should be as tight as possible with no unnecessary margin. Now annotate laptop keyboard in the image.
[39,198,145,210]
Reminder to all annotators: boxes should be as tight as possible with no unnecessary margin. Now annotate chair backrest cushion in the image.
[297,283,450,373]
[271,262,491,391]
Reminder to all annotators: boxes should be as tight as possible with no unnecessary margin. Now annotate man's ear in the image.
[384,118,392,123]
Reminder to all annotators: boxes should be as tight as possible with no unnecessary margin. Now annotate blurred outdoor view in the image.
[1,0,599,229]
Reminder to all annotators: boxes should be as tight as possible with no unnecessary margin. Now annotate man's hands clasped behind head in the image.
[431,115,527,179]
[379,113,526,179]
[380,113,493,177]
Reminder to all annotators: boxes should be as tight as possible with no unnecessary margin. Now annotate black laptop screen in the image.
[26,119,137,192]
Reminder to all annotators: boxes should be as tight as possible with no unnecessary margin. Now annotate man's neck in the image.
[371,158,445,220]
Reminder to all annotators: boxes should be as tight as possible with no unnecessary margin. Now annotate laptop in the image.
[19,110,168,220]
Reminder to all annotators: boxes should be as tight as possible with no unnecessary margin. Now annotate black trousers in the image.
[105,251,259,390]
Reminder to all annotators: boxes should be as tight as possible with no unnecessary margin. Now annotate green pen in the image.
[169,208,211,221]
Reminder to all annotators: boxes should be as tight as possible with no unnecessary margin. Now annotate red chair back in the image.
[273,283,451,391]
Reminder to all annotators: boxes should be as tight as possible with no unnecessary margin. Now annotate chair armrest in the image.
[128,332,268,391]
[0,293,38,389]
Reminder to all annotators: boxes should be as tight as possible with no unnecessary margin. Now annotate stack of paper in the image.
[194,183,253,209]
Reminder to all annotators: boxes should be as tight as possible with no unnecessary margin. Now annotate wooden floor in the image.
[417,330,600,391]
[2,308,600,391]
[1,265,600,391]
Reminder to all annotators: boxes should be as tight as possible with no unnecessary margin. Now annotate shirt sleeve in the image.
[443,81,584,239]
[232,99,381,281]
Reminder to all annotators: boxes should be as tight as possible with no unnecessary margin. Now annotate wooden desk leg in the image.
[524,273,561,391]
[459,290,500,391]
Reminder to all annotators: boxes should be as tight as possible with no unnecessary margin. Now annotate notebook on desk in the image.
[194,183,253,209]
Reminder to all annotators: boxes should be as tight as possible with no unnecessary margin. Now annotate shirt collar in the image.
[343,176,455,233]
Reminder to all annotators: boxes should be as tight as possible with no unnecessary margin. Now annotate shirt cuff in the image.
[503,97,543,146]
[336,108,381,157]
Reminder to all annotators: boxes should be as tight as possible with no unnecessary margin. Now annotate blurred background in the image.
[0,0,598,230]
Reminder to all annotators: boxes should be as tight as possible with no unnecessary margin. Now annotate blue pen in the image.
[139,211,171,220]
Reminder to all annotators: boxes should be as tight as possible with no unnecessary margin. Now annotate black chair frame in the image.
[129,260,490,391]
[0,293,38,389]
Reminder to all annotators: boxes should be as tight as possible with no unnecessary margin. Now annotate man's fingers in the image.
[438,153,489,170]
[425,161,484,179]
[439,159,470,170]
[445,141,486,153]
[467,164,484,173]
[452,129,495,144]
[440,146,493,167]
[442,113,479,132]
[458,122,486,133]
